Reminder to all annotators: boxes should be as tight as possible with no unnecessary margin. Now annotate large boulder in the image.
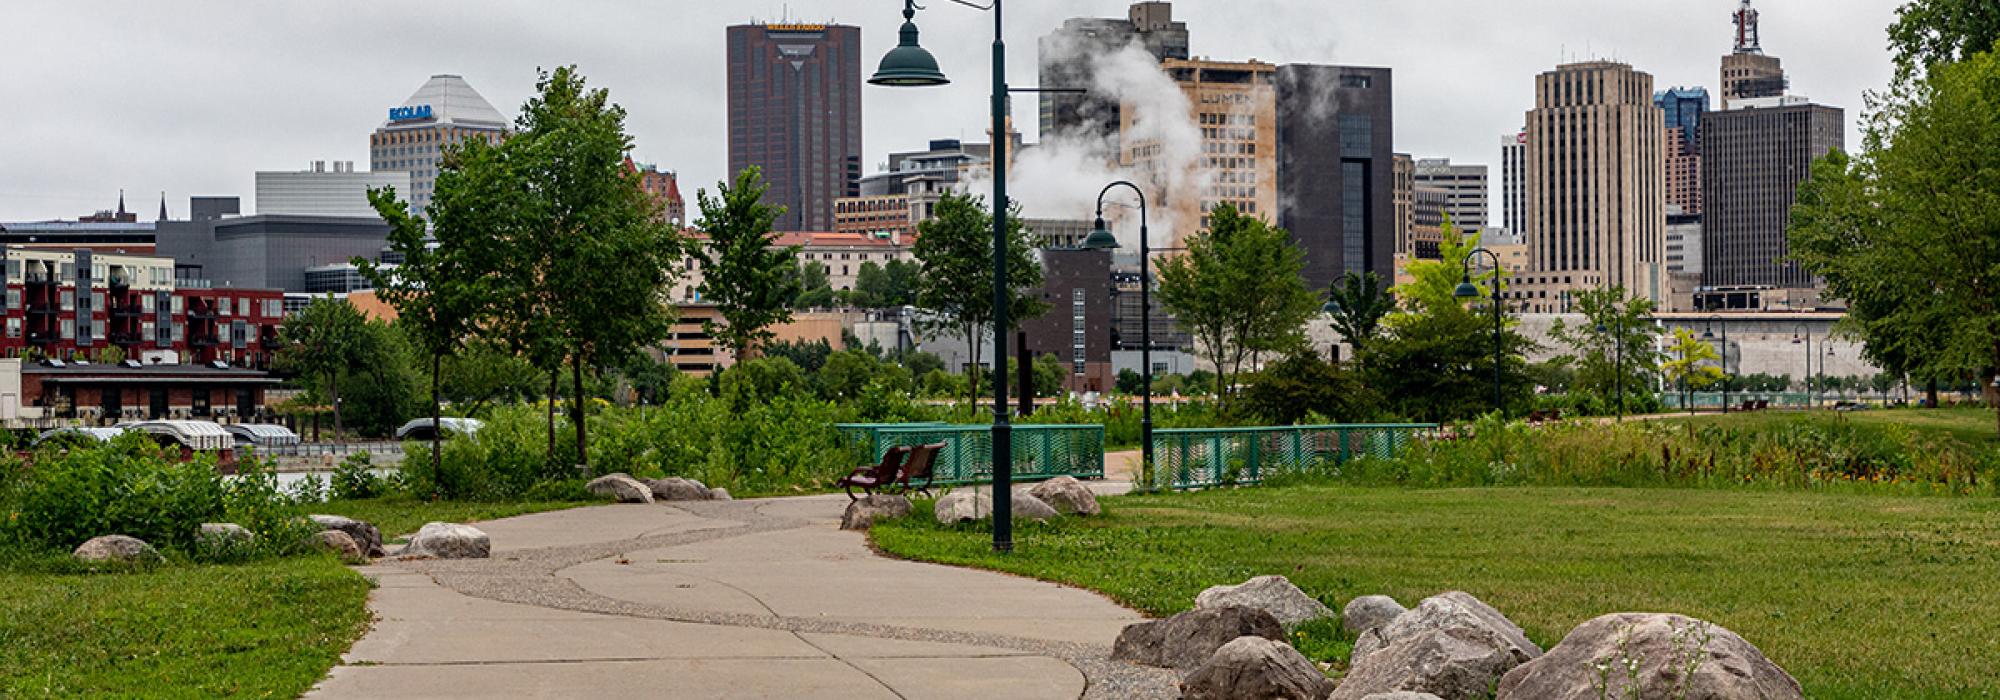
[1111,606,1286,671]
[1027,476,1101,516]
[1196,575,1336,627]
[1010,492,1060,522]
[400,522,491,559]
[72,535,163,564]
[311,530,369,564]
[196,522,255,546]
[1495,613,1803,700]
[840,495,912,531]
[586,473,655,504]
[309,514,386,557]
[1182,636,1336,700]
[1334,592,1542,700]
[933,490,991,524]
[710,488,734,501]
[1344,595,1408,635]
[648,477,713,502]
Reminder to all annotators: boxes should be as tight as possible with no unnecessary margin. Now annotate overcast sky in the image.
[0,0,1898,222]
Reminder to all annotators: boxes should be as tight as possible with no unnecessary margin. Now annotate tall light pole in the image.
[1702,315,1730,414]
[1081,183,1152,476]
[1453,248,1506,415]
[1791,325,1811,408]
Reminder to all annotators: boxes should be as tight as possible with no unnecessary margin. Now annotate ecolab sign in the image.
[389,105,434,122]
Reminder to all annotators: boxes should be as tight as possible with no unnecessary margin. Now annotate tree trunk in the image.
[546,368,558,461]
[572,356,588,472]
[965,323,981,409]
[329,376,342,442]
[431,352,443,480]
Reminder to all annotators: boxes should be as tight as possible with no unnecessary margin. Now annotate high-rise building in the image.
[1413,158,1489,233]
[1656,87,1710,215]
[726,23,862,232]
[369,75,509,213]
[1411,187,1448,259]
[1126,58,1277,244]
[1700,97,1843,293]
[1720,0,1785,109]
[1516,61,1667,312]
[1501,131,1527,237]
[1274,64,1395,288]
[628,161,686,227]
[256,162,410,218]
[1665,205,1703,276]
[1392,153,1416,256]
[1038,2,1189,143]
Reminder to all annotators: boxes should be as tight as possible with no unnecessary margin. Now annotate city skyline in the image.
[0,0,1894,223]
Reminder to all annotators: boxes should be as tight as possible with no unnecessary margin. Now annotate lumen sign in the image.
[388,104,434,122]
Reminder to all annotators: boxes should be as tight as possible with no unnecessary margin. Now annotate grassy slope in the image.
[0,554,370,698]
[1661,406,1999,446]
[874,486,2000,699]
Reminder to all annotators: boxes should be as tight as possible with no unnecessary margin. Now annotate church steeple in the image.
[117,189,127,217]
[158,192,169,222]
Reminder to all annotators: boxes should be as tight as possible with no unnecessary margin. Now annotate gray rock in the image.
[1196,575,1336,627]
[1027,476,1101,516]
[1360,693,1444,700]
[1495,613,1803,700]
[311,530,369,564]
[309,514,386,557]
[1351,591,1539,663]
[1334,592,1542,700]
[400,522,491,559]
[1111,606,1286,671]
[586,473,654,504]
[1010,492,1060,522]
[72,535,163,564]
[648,477,713,502]
[709,488,733,501]
[1344,595,1408,635]
[933,490,991,524]
[196,522,255,545]
[1182,636,1336,700]
[840,495,912,530]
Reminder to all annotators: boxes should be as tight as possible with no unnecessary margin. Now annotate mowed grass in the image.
[0,552,371,697]
[315,495,591,540]
[1662,405,2000,446]
[873,485,2000,699]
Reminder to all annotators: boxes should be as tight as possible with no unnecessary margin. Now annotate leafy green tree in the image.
[435,339,540,418]
[791,262,836,310]
[899,350,944,378]
[341,320,421,438]
[1324,271,1394,357]
[1115,368,1144,395]
[763,338,833,373]
[1032,353,1067,399]
[1391,215,1494,323]
[1662,328,1725,414]
[848,259,921,309]
[363,173,483,472]
[911,192,1048,405]
[278,296,367,438]
[697,167,799,361]
[1360,303,1535,422]
[719,356,808,406]
[1241,350,1376,425]
[1890,0,2000,83]
[819,350,879,401]
[1154,204,1318,411]
[1789,48,2000,432]
[1547,287,1662,414]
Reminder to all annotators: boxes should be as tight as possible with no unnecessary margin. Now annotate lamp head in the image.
[1081,216,1119,250]
[1322,298,1342,315]
[869,6,949,87]
[1452,278,1481,299]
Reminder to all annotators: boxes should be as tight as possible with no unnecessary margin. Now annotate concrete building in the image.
[1412,158,1489,233]
[1411,187,1448,259]
[256,162,409,218]
[1126,57,1277,246]
[155,196,392,293]
[1665,206,1703,276]
[1501,131,1527,237]
[726,23,863,232]
[1274,64,1395,289]
[1721,0,1786,109]
[1514,61,1667,312]
[1699,97,1843,298]
[1392,153,1415,257]
[833,194,914,239]
[369,75,509,213]
[1024,218,1096,251]
[0,247,284,370]
[1037,2,1189,143]
[1657,87,1709,215]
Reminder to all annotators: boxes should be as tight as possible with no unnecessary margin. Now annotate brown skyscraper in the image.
[726,23,862,232]
[1720,0,1785,109]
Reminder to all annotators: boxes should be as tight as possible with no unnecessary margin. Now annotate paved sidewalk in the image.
[308,487,1174,699]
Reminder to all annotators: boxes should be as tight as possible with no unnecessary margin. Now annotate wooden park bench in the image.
[838,446,911,500]
[1527,409,1563,424]
[894,442,945,498]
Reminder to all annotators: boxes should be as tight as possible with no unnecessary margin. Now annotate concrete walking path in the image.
[307,486,1174,699]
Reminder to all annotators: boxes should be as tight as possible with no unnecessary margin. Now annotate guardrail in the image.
[1148,424,1438,491]
[844,423,1105,486]
[255,441,403,459]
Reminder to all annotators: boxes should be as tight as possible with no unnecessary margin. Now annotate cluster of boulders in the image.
[1108,575,1803,700]
[587,473,733,504]
[839,475,1103,531]
[70,513,496,566]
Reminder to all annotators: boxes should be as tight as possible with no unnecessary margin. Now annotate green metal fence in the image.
[845,424,1105,485]
[1149,424,1438,490]
[836,422,948,456]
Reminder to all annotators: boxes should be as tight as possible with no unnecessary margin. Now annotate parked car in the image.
[395,417,485,441]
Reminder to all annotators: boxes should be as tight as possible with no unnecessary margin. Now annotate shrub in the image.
[330,452,384,500]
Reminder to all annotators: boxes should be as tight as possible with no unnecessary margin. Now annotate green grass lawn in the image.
[1660,405,2000,446]
[874,485,2000,699]
[314,495,591,541]
[0,552,370,697]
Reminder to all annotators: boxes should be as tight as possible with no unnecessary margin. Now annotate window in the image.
[238,298,250,316]
[92,292,105,312]
[5,318,17,338]
[60,319,73,340]
[3,289,15,310]
[60,290,73,311]
[172,297,183,314]
[142,294,154,312]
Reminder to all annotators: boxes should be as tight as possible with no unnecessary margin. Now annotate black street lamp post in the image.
[1081,183,1152,478]
[1453,248,1506,415]
[1702,315,1730,414]
[1791,325,1812,408]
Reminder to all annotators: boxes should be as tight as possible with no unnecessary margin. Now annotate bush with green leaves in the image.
[331,452,385,500]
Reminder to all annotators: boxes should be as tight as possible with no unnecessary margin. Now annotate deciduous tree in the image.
[1154,204,1318,412]
[911,192,1047,406]
[697,167,800,361]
